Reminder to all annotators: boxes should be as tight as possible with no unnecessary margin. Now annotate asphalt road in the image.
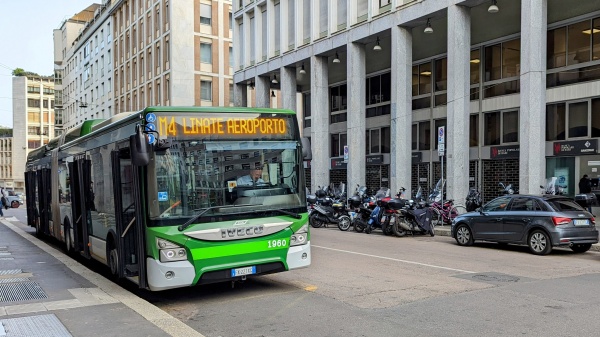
[139,226,600,337]
[10,205,600,337]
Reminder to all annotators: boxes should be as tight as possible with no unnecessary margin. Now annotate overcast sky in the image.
[0,0,95,128]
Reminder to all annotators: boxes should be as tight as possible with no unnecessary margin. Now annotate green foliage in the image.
[12,68,41,77]
[0,128,12,137]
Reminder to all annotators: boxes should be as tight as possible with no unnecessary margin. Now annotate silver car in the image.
[451,195,599,255]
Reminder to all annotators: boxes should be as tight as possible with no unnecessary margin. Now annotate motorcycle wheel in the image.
[309,213,324,228]
[392,218,407,237]
[337,215,351,231]
[383,223,393,236]
[353,219,366,233]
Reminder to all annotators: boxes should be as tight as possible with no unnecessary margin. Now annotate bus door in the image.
[68,157,91,258]
[112,148,147,288]
[37,168,51,236]
[24,171,37,228]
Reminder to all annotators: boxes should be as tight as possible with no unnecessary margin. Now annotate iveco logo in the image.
[221,225,264,238]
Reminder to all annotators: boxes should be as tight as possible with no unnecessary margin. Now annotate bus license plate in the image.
[574,219,589,226]
[231,266,256,277]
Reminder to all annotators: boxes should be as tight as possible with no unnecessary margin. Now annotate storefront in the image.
[547,139,599,197]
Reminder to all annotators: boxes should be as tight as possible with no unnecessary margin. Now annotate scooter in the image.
[362,188,395,235]
[393,200,435,237]
[309,184,351,231]
[465,188,482,212]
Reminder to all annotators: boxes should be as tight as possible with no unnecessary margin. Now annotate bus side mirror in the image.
[130,127,150,166]
[301,137,312,161]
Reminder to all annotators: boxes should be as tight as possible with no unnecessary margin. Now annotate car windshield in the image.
[146,139,305,226]
[547,199,586,212]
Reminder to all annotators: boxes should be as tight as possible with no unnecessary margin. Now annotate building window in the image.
[28,99,41,108]
[366,127,390,155]
[331,133,347,157]
[412,121,431,151]
[484,38,520,81]
[274,2,281,55]
[484,110,519,145]
[250,15,255,64]
[229,46,233,68]
[200,43,212,63]
[546,103,566,141]
[568,101,588,138]
[302,0,310,44]
[229,83,234,104]
[470,114,479,147]
[330,84,347,124]
[200,4,212,25]
[303,93,311,128]
[201,80,212,101]
[319,0,327,37]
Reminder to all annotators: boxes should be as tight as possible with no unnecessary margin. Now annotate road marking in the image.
[304,285,318,291]
[312,245,477,274]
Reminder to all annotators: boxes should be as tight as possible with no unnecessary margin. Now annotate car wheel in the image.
[455,224,473,246]
[570,243,592,253]
[528,230,552,255]
[11,200,19,208]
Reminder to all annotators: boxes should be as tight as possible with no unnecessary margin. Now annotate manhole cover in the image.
[0,269,21,276]
[0,314,72,337]
[0,281,47,303]
[472,274,520,282]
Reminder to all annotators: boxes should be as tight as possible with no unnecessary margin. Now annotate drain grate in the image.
[0,314,72,337]
[0,269,21,276]
[0,281,47,303]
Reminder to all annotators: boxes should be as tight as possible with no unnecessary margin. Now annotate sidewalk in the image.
[433,225,600,252]
[0,218,203,337]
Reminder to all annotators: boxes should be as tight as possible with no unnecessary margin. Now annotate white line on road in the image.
[313,245,477,274]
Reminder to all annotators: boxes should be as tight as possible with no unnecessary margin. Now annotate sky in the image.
[0,0,95,128]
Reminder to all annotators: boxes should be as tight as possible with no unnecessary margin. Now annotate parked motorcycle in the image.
[360,188,396,235]
[465,188,482,212]
[308,183,351,231]
[499,181,517,195]
[392,199,435,237]
[541,177,565,195]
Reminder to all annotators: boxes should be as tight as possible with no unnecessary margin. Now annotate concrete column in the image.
[233,83,247,107]
[390,26,412,197]
[520,0,547,194]
[281,66,297,111]
[446,4,471,202]
[347,42,366,191]
[255,75,270,108]
[310,55,329,193]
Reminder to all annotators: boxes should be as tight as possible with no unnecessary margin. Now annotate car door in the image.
[472,196,511,241]
[503,197,541,242]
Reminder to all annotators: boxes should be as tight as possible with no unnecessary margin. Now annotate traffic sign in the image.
[438,126,445,144]
[343,145,349,162]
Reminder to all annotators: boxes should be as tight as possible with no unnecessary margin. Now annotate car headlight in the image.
[156,238,188,262]
[290,224,309,247]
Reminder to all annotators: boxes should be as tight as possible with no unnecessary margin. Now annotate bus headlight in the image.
[290,224,309,247]
[157,238,188,262]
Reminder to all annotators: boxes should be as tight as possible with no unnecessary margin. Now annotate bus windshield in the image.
[147,139,305,226]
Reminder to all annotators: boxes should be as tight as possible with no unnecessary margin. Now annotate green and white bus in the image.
[25,107,311,291]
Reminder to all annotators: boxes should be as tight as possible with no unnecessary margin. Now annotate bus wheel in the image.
[63,221,73,254]
[108,242,119,276]
[35,218,42,238]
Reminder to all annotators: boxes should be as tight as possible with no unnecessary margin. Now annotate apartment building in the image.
[111,0,234,112]
[11,75,55,192]
[233,0,600,202]
[0,136,13,190]
[54,2,114,132]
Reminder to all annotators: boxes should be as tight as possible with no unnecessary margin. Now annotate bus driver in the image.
[237,167,265,186]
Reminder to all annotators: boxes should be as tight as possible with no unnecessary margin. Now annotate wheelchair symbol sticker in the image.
[146,113,157,123]
[158,192,168,201]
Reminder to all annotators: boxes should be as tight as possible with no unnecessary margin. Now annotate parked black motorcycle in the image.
[465,188,482,212]
[392,200,435,237]
[308,183,351,231]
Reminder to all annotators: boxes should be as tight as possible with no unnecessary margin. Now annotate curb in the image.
[434,226,600,252]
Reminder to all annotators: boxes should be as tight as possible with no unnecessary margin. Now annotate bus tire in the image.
[35,217,42,238]
[107,237,119,276]
[63,219,73,254]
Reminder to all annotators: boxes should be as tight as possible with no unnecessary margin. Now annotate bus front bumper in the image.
[146,258,195,291]
[287,241,311,270]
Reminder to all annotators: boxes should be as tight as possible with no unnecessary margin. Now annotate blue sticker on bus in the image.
[147,134,156,144]
[158,191,168,201]
[146,113,157,123]
[146,123,156,131]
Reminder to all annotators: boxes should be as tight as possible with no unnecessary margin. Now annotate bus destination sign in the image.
[156,115,292,139]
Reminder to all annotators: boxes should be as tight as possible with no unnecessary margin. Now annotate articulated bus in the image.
[25,107,311,291]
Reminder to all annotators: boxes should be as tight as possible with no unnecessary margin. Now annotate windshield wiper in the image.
[178,204,257,231]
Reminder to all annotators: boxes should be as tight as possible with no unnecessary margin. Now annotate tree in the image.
[12,68,25,76]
